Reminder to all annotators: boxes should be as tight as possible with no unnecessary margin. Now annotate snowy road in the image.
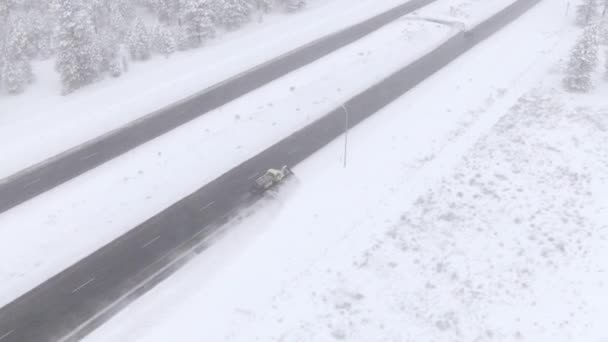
[0,0,437,215]
[0,1,541,341]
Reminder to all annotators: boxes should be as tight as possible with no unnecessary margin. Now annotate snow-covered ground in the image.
[82,1,604,341]
[411,0,516,27]
[0,4,461,307]
[0,0,413,179]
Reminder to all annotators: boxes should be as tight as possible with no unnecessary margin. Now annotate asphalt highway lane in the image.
[0,0,437,215]
[0,0,542,341]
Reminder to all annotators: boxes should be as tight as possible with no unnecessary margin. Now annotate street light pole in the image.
[341,104,349,168]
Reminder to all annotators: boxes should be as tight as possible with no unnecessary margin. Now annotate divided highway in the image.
[0,0,542,341]
[0,0,437,215]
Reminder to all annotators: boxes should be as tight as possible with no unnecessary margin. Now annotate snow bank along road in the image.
[0,0,437,215]
[0,1,541,341]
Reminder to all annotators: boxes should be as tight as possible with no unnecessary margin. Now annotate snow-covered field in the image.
[411,0,515,27]
[82,1,603,341]
[0,0,414,179]
[0,4,460,307]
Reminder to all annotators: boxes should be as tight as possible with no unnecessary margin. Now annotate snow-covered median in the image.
[84,1,594,341]
[412,0,518,27]
[0,12,455,307]
[0,0,411,179]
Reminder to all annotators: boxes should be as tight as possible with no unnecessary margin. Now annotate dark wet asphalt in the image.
[0,0,542,341]
[0,0,436,215]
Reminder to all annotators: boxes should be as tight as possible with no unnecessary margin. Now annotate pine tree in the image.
[154,0,179,23]
[600,16,608,45]
[180,0,216,48]
[280,0,306,13]
[110,2,131,39]
[0,1,9,20]
[2,58,31,94]
[174,27,189,51]
[0,3,6,90]
[21,9,55,59]
[54,0,103,94]
[563,26,599,92]
[128,18,152,60]
[216,0,252,30]
[153,24,177,57]
[2,14,33,94]
[97,32,123,77]
[605,47,608,79]
[253,0,273,13]
[576,0,598,27]
[91,0,128,77]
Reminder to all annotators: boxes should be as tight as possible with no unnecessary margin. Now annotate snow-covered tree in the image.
[88,0,130,39]
[179,0,216,48]
[599,15,608,45]
[0,0,315,95]
[0,2,9,20]
[279,0,305,13]
[0,1,6,85]
[563,26,600,92]
[97,31,123,77]
[605,47,608,79]
[153,0,180,23]
[216,0,252,30]
[54,0,103,94]
[22,9,54,59]
[253,0,273,13]
[2,14,33,93]
[576,0,598,27]
[2,58,31,93]
[153,24,177,56]
[89,1,128,77]
[128,18,152,60]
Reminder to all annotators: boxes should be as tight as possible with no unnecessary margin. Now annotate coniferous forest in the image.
[0,0,307,95]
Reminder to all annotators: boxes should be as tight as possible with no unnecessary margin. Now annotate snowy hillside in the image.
[0,0,310,96]
[0,0,412,178]
[1,0,607,341]
[83,0,608,341]
[0,6,453,307]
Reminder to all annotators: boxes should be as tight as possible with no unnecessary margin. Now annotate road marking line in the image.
[0,330,14,341]
[80,152,98,161]
[142,235,161,248]
[24,178,41,188]
[57,208,235,342]
[247,173,258,180]
[199,201,215,212]
[71,278,95,294]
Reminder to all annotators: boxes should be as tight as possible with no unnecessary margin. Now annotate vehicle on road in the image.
[253,166,293,192]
